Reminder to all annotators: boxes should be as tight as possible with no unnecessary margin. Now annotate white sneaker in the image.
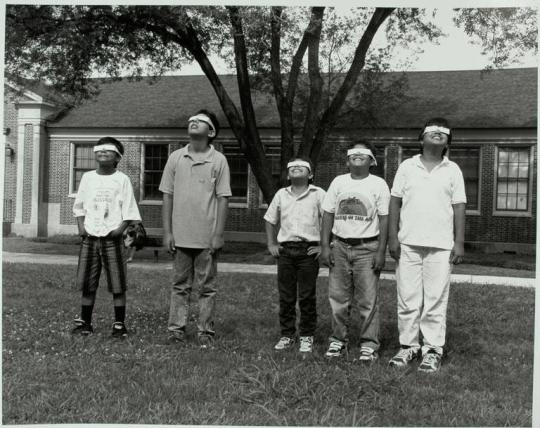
[299,336,314,353]
[388,346,420,367]
[274,336,295,350]
[325,340,346,357]
[358,346,378,363]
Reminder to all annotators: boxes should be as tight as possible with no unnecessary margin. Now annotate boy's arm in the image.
[451,203,466,264]
[265,220,282,258]
[388,196,402,261]
[162,192,175,253]
[76,216,87,237]
[209,196,229,254]
[320,211,335,267]
[372,215,388,271]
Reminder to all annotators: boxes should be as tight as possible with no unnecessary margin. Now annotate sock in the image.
[114,306,126,324]
[81,305,94,325]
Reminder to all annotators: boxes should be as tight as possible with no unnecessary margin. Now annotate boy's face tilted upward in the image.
[346,144,375,174]
[287,160,312,183]
[188,114,215,140]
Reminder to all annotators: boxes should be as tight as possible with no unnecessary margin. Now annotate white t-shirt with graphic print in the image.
[73,170,142,237]
[322,173,390,239]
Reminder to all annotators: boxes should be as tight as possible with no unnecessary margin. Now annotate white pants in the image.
[396,244,452,355]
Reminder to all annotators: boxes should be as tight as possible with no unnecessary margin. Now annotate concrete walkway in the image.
[2,251,535,288]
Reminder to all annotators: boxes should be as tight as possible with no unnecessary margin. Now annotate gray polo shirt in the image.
[159,144,231,248]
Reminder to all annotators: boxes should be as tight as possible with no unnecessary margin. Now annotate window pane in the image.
[519,150,530,162]
[518,164,529,178]
[507,181,517,194]
[497,195,507,210]
[506,195,517,210]
[499,150,509,162]
[509,151,520,162]
[450,147,480,211]
[508,164,519,178]
[517,196,527,210]
[143,143,169,200]
[518,180,528,193]
[498,164,508,178]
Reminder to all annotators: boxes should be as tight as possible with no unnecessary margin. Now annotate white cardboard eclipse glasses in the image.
[346,148,377,166]
[188,114,215,132]
[287,160,311,172]
[93,144,122,157]
[423,125,450,135]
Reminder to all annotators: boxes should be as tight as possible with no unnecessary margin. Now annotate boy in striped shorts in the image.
[72,137,142,337]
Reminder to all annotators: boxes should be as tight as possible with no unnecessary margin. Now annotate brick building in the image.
[3,68,537,253]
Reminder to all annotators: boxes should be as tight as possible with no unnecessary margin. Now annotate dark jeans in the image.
[277,242,319,337]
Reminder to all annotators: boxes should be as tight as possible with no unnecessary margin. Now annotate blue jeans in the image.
[328,239,380,350]
[277,242,319,337]
[168,247,218,336]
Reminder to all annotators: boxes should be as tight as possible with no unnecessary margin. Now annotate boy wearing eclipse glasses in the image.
[264,157,326,353]
[320,141,390,362]
[72,137,142,337]
[159,109,231,348]
[388,118,466,373]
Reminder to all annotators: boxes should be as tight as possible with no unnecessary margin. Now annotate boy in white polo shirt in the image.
[320,141,390,362]
[388,117,466,373]
[264,157,326,353]
[159,109,231,349]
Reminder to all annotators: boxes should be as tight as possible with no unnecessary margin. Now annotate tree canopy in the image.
[5,6,537,202]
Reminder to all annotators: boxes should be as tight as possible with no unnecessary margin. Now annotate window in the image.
[223,145,248,204]
[266,145,281,189]
[449,147,480,211]
[495,147,531,212]
[142,143,169,201]
[71,144,95,193]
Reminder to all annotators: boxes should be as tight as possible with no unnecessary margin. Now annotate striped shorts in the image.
[76,236,127,294]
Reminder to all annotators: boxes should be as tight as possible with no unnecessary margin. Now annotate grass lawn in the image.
[2,262,534,426]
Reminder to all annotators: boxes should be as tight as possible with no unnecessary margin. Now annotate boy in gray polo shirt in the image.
[159,109,231,348]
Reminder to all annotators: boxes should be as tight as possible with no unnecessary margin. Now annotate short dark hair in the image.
[287,156,314,183]
[195,109,220,142]
[348,140,377,157]
[419,117,452,156]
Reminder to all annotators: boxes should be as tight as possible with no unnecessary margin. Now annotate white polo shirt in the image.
[391,155,466,250]
[264,185,326,243]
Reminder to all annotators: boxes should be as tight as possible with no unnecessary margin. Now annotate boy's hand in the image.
[209,233,224,255]
[388,237,400,261]
[450,241,464,264]
[163,232,176,253]
[307,245,321,259]
[267,243,282,258]
[372,250,386,272]
[320,245,334,267]
[78,226,88,238]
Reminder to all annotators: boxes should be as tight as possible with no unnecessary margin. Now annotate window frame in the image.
[447,145,483,216]
[492,144,534,217]
[68,142,95,197]
[139,142,172,205]
[222,142,249,208]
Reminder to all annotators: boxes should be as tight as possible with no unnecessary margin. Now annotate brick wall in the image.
[44,133,536,244]
[22,124,33,224]
[3,97,18,222]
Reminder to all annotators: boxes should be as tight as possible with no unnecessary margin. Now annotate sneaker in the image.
[358,346,378,363]
[198,334,214,349]
[71,318,93,336]
[167,330,186,344]
[418,350,442,373]
[299,336,314,353]
[388,346,420,367]
[325,340,346,358]
[274,336,295,350]
[111,322,128,338]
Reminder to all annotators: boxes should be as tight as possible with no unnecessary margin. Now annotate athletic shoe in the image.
[71,318,93,336]
[167,330,186,344]
[299,336,314,353]
[388,346,420,367]
[358,346,378,363]
[325,340,346,358]
[418,350,442,373]
[198,334,215,349]
[274,336,295,350]
[111,322,128,338]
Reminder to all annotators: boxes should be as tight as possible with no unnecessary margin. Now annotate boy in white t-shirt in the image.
[388,118,466,373]
[320,141,390,362]
[72,137,142,337]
